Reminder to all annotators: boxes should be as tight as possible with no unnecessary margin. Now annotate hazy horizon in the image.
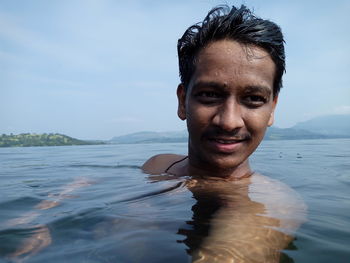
[1,0,350,140]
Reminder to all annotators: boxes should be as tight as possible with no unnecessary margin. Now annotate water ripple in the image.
[69,164,141,169]
[116,181,186,203]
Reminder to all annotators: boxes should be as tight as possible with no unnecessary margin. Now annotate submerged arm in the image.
[6,177,93,262]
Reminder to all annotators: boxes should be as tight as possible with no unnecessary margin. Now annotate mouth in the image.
[206,137,248,153]
[210,138,246,144]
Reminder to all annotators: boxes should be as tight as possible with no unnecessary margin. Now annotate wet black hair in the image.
[177,5,285,98]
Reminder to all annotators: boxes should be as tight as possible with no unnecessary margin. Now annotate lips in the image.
[206,137,247,153]
[212,138,245,144]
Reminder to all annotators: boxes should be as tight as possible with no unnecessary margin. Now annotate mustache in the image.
[202,127,251,140]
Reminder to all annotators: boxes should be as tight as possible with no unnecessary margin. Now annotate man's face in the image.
[177,40,277,171]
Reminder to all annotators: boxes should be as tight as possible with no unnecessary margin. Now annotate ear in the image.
[177,84,186,120]
[268,95,278,127]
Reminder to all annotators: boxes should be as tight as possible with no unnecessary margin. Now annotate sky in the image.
[1,0,349,140]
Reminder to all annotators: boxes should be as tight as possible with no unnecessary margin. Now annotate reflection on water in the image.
[1,174,305,263]
[179,175,305,263]
[0,140,349,262]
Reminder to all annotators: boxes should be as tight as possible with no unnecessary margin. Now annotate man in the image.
[143,5,283,179]
[143,5,306,262]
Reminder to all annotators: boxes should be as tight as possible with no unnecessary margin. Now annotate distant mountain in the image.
[109,127,333,144]
[292,114,350,137]
[264,127,328,140]
[0,133,104,147]
[110,131,188,144]
[109,114,350,144]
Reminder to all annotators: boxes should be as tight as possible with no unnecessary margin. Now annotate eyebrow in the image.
[244,85,272,96]
[191,81,272,96]
[191,81,228,91]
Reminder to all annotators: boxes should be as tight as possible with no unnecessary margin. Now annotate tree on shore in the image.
[0,133,101,147]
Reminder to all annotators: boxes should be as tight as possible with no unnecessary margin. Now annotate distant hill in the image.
[110,131,187,144]
[0,133,104,147]
[264,127,328,140]
[292,114,350,137]
[109,114,350,144]
[109,128,330,144]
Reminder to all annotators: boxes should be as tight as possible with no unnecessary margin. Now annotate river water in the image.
[0,139,349,262]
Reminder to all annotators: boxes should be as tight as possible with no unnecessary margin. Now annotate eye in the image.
[198,91,220,97]
[243,95,267,107]
[194,91,222,104]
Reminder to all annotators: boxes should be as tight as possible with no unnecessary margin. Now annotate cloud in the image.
[332,105,350,115]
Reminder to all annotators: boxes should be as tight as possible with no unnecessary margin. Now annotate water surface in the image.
[0,139,349,262]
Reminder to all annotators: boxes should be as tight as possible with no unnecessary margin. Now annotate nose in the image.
[212,97,244,131]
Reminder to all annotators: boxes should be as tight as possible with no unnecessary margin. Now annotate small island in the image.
[0,133,104,147]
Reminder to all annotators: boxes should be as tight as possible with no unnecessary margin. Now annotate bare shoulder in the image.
[142,154,186,175]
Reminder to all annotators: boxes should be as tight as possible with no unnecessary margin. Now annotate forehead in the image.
[190,40,275,92]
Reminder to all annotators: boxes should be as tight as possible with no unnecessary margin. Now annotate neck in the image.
[187,158,253,181]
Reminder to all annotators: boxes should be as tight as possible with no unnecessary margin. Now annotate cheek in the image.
[242,108,273,131]
[187,104,214,128]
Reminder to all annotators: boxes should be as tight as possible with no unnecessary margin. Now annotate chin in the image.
[201,153,249,171]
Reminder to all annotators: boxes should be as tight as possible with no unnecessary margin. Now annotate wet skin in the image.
[180,175,304,263]
[145,173,306,263]
[176,39,277,179]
